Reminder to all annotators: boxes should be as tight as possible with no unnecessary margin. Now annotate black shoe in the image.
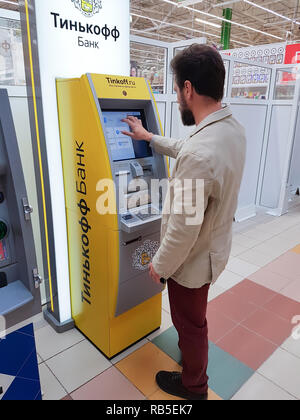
[156,371,208,400]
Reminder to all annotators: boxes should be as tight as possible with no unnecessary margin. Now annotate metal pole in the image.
[221,8,232,50]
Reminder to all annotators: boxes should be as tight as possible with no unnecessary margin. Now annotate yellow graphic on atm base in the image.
[56,73,162,358]
[141,252,151,266]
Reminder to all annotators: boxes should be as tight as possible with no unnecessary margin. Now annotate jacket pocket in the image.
[209,252,227,284]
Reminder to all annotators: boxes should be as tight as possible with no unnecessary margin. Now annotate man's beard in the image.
[179,97,195,126]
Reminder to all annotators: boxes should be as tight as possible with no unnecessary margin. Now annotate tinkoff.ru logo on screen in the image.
[72,0,102,18]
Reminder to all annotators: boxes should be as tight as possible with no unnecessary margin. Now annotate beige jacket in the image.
[151,106,246,289]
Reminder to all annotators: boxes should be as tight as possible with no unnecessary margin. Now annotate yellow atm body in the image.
[56,74,168,358]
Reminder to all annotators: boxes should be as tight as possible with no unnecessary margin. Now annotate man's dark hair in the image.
[171,44,226,101]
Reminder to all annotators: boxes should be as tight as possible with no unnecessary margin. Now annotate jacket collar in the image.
[189,105,232,138]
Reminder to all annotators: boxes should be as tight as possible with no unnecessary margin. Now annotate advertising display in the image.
[227,42,286,64]
[284,43,300,64]
[20,0,130,328]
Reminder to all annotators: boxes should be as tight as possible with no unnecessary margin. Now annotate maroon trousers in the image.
[167,278,210,395]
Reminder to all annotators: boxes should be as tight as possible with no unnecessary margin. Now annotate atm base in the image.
[43,308,75,333]
[108,326,161,361]
[76,325,161,361]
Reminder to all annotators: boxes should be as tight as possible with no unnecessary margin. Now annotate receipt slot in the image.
[57,74,169,357]
[0,89,41,330]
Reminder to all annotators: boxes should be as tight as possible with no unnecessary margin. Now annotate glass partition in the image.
[223,59,229,97]
[172,46,185,93]
[130,41,167,94]
[0,16,26,86]
[230,62,271,100]
[274,69,296,100]
[173,46,185,56]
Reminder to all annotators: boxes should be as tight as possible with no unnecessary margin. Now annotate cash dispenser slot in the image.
[142,164,153,176]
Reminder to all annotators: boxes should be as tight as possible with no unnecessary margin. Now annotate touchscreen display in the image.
[102,109,153,162]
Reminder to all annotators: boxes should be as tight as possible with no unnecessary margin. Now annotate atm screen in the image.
[102,109,153,162]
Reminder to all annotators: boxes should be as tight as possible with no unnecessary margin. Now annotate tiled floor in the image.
[0,324,41,400]
[2,198,300,400]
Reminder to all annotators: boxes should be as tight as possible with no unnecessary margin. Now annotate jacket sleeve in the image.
[151,152,213,280]
[150,135,186,159]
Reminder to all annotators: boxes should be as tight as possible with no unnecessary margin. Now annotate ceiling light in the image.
[243,0,300,26]
[212,0,241,6]
[195,18,221,29]
[132,13,252,46]
[213,0,300,25]
[177,0,204,6]
[131,12,220,39]
[160,0,284,40]
[0,0,18,5]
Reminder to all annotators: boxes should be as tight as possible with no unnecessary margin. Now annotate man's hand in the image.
[149,262,161,285]
[121,116,153,142]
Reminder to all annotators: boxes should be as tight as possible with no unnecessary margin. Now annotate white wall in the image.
[260,105,293,208]
[288,105,300,191]
[231,104,268,220]
[156,102,167,135]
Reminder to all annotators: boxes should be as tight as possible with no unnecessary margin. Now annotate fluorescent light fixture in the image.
[243,0,300,26]
[132,13,251,46]
[160,0,284,40]
[212,0,242,6]
[131,12,220,39]
[0,0,18,5]
[213,0,300,25]
[161,0,180,5]
[177,0,204,7]
[195,18,221,29]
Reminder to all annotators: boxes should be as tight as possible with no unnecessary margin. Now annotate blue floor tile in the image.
[152,326,254,400]
[17,350,40,381]
[35,390,42,401]
[2,377,41,401]
[0,323,41,400]
[0,329,35,376]
[207,342,254,400]
[17,323,34,337]
[152,327,181,364]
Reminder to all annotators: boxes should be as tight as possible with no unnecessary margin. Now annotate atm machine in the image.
[0,89,42,331]
[56,74,169,358]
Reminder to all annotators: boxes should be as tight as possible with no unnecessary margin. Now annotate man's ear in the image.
[184,80,193,99]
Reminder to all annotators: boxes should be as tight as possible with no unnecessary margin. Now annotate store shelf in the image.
[232,83,269,88]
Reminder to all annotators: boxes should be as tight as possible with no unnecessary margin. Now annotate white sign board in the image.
[226,42,286,65]
[33,0,130,322]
